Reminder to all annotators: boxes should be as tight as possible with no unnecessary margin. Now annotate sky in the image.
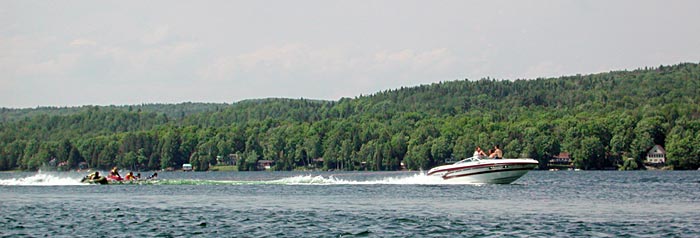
[2,0,699,108]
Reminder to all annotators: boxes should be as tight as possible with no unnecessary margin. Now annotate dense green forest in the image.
[1,63,699,171]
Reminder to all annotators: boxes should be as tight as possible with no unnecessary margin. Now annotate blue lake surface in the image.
[1,170,699,237]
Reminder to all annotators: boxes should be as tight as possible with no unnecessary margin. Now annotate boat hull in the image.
[427,158,538,184]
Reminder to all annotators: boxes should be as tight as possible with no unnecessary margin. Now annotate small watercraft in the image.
[80,171,157,185]
[81,176,157,185]
[106,175,124,182]
[427,156,538,184]
[80,176,108,184]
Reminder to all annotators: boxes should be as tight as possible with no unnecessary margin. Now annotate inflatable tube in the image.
[107,175,123,182]
[81,176,108,185]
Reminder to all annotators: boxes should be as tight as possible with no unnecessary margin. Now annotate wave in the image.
[0,173,473,186]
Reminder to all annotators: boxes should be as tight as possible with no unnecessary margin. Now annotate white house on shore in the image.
[645,145,666,165]
[548,152,572,168]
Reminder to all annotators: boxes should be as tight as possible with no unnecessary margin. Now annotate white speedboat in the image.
[427,156,538,184]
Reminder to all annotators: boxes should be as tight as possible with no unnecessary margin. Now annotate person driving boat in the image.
[493,145,503,159]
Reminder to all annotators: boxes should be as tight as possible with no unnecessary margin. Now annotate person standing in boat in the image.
[493,145,503,159]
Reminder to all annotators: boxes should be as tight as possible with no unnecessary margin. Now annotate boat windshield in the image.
[454,156,482,165]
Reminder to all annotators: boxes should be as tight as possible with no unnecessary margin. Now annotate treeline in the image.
[0,102,227,123]
[1,63,699,171]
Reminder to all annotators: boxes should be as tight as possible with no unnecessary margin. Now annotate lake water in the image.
[1,170,699,237]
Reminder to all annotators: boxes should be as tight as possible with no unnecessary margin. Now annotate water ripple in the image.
[2,171,700,237]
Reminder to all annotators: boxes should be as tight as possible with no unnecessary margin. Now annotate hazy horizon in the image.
[3,0,699,108]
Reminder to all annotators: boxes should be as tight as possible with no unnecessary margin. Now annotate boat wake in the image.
[1,173,483,186]
[0,173,86,186]
[158,173,477,185]
[271,174,467,185]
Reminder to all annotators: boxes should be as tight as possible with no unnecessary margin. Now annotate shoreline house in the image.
[257,160,274,170]
[645,145,666,166]
[217,154,239,166]
[311,158,324,169]
[548,152,572,168]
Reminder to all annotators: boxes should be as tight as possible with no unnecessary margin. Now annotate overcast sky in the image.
[2,0,699,108]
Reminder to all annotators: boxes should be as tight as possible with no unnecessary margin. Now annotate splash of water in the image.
[272,173,467,185]
[0,173,85,186]
[0,172,477,186]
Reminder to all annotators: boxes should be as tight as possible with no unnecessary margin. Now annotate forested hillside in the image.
[0,102,227,123]
[1,63,699,171]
